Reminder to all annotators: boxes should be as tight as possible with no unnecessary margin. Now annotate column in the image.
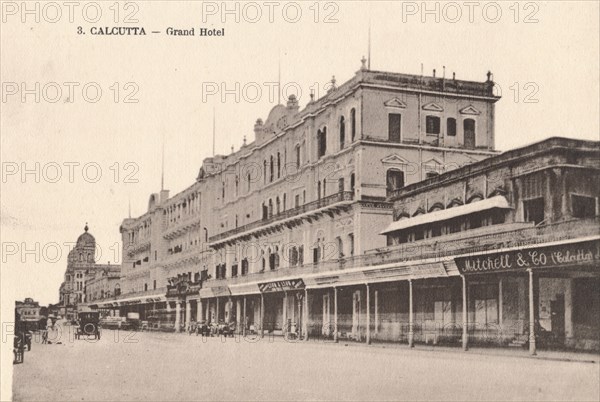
[366,284,371,345]
[408,280,414,348]
[243,296,247,336]
[333,287,338,343]
[185,300,191,330]
[236,299,242,334]
[282,292,288,334]
[198,300,204,323]
[206,299,210,324]
[374,289,379,334]
[462,276,468,351]
[260,294,265,338]
[226,297,233,323]
[174,301,181,333]
[303,288,309,341]
[216,297,220,323]
[498,278,503,327]
[528,269,536,356]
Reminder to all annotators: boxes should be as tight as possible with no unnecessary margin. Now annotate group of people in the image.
[41,316,58,344]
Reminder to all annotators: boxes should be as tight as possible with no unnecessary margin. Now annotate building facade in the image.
[89,62,505,337]
[380,137,599,352]
[15,298,41,323]
[85,265,121,303]
[58,225,115,319]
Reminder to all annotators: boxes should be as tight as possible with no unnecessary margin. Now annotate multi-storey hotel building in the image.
[88,61,504,338]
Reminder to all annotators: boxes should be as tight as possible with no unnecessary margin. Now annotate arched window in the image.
[295,144,301,169]
[386,169,405,197]
[317,181,321,200]
[277,152,281,179]
[336,236,344,259]
[268,199,273,218]
[263,160,267,184]
[464,119,476,149]
[247,173,251,192]
[276,196,281,214]
[269,155,274,182]
[317,127,327,158]
[350,108,356,141]
[350,173,355,192]
[323,179,327,197]
[262,202,268,220]
[339,116,345,150]
[204,227,208,242]
[268,249,276,270]
[283,193,286,211]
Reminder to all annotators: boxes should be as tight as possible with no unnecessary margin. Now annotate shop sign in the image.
[455,240,600,274]
[212,286,231,297]
[258,279,305,293]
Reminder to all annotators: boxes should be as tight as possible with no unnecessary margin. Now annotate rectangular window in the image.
[231,264,238,278]
[572,194,596,218]
[472,284,499,325]
[348,233,354,256]
[447,118,456,136]
[388,113,401,142]
[426,116,441,135]
[524,197,545,224]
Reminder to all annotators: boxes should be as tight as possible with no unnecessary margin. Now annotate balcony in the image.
[126,239,151,257]
[163,214,202,240]
[204,217,600,287]
[209,191,355,245]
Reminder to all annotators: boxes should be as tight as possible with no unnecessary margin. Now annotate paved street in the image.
[13,327,600,401]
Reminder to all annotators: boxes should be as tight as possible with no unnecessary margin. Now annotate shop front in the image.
[454,238,600,352]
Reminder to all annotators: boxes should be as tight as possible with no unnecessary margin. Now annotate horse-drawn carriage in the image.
[75,312,101,340]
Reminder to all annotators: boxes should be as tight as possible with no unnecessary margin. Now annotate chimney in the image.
[433,69,436,78]
[286,94,299,113]
[254,118,264,144]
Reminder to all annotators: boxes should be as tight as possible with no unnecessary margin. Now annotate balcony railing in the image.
[87,287,168,304]
[204,217,600,287]
[209,191,355,244]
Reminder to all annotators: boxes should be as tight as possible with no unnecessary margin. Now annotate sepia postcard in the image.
[1,1,599,401]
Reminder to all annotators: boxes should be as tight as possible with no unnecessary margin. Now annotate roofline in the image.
[389,136,600,200]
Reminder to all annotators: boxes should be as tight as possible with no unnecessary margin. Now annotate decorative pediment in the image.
[422,102,443,112]
[423,157,444,173]
[460,105,481,115]
[423,157,443,166]
[381,154,410,165]
[384,97,407,109]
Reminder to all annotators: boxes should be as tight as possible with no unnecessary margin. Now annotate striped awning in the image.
[380,196,511,235]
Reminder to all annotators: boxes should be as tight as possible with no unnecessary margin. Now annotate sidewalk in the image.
[166,329,599,364]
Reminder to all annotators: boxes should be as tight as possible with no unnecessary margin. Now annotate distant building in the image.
[15,298,41,323]
[85,266,121,302]
[58,224,117,319]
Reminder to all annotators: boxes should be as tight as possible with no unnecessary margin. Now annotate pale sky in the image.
[1,1,599,306]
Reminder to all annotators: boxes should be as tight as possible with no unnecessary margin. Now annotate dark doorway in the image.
[464,119,476,149]
[551,294,565,342]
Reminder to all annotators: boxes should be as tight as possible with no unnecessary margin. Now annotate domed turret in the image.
[76,223,95,248]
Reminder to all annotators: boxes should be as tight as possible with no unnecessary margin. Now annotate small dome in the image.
[76,224,95,248]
